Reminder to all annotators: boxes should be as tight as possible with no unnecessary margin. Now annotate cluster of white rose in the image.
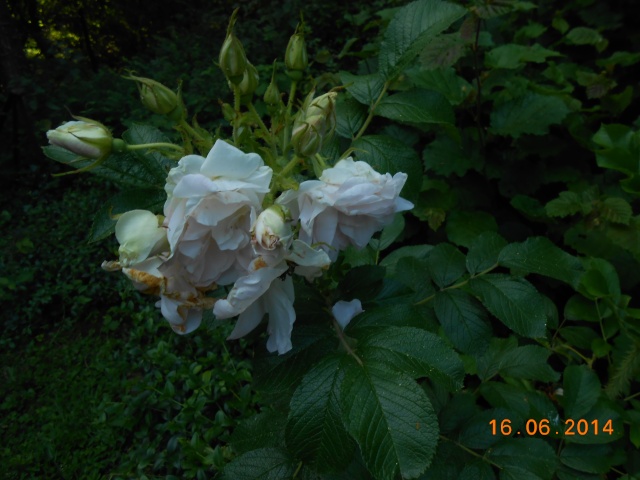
[101,139,412,354]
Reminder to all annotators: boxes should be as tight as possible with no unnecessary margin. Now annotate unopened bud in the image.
[252,205,292,250]
[285,24,308,79]
[219,11,248,85]
[125,75,185,120]
[264,63,281,106]
[237,62,259,103]
[46,118,113,159]
[291,122,322,157]
[115,210,168,267]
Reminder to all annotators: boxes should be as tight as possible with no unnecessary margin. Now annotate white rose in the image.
[163,139,272,287]
[278,158,413,260]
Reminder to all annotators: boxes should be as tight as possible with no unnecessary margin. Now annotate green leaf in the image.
[379,0,467,80]
[475,337,517,381]
[565,27,606,47]
[336,95,368,139]
[89,188,166,242]
[419,33,467,70]
[498,237,585,288]
[340,71,386,106]
[460,461,496,480]
[458,407,520,449]
[370,213,405,251]
[561,398,624,445]
[562,366,601,419]
[426,243,466,288]
[499,345,559,382]
[468,274,548,338]
[376,90,454,125]
[485,44,561,69]
[578,258,621,301]
[545,191,583,218]
[379,245,433,277]
[222,448,296,480]
[446,210,498,248]
[338,265,386,301]
[286,356,355,472]
[434,290,492,354]
[560,444,614,474]
[480,382,531,419]
[407,67,473,105]
[352,135,422,203]
[357,326,465,391]
[490,92,570,138]
[340,359,439,479]
[395,257,434,295]
[487,438,557,480]
[466,232,507,275]
[423,134,483,177]
[601,197,632,225]
[349,302,435,331]
[230,411,287,454]
[472,0,536,19]
[592,124,640,194]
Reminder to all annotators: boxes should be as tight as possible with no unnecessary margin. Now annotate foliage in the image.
[4,0,640,478]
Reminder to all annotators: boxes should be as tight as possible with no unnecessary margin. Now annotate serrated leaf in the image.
[459,407,520,449]
[498,237,585,288]
[286,355,355,472]
[426,243,466,288]
[395,257,434,295]
[500,345,559,382]
[423,135,483,177]
[487,438,557,480]
[480,382,531,418]
[340,359,439,479]
[338,265,386,301]
[485,44,561,69]
[336,95,368,139]
[434,290,492,354]
[561,398,623,445]
[562,365,602,420]
[340,71,386,106]
[545,191,583,218]
[490,93,570,138]
[358,326,465,391]
[379,0,467,80]
[466,232,507,275]
[565,27,605,47]
[407,67,473,105]
[89,188,166,242]
[578,258,621,301]
[379,244,433,277]
[591,124,640,194]
[371,213,405,251]
[468,274,548,338]
[560,444,613,474]
[475,337,518,381]
[253,324,335,395]
[460,461,496,480]
[349,302,434,332]
[601,197,632,225]
[419,33,467,70]
[222,448,295,480]
[230,411,287,454]
[471,0,536,19]
[352,135,422,203]
[446,210,498,248]
[376,90,454,125]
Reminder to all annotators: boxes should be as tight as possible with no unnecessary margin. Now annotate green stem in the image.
[125,142,184,152]
[414,263,498,306]
[279,155,303,177]
[177,118,206,144]
[283,80,298,154]
[332,318,363,367]
[353,81,390,141]
[232,85,242,146]
[248,102,278,159]
[439,435,503,470]
[623,390,640,402]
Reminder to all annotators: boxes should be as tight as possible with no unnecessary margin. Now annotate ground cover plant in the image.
[2,0,640,478]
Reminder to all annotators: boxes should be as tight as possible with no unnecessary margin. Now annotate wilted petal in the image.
[332,299,364,329]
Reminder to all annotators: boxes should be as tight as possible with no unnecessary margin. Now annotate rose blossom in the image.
[278,158,413,260]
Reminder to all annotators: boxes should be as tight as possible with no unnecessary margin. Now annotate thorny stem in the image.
[414,263,498,306]
[354,81,390,141]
